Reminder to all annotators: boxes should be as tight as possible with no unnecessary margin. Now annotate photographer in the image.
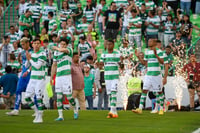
[182,54,200,111]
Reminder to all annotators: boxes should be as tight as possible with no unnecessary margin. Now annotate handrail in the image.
[0,0,15,38]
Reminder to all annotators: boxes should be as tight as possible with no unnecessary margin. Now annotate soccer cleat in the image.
[107,112,118,118]
[150,109,158,114]
[74,112,79,120]
[33,112,43,123]
[132,108,142,114]
[6,110,19,116]
[159,110,164,115]
[55,117,64,121]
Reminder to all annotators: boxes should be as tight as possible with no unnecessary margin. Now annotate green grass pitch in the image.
[0,110,199,133]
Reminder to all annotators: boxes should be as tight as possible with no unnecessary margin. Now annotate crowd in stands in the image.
[0,0,200,111]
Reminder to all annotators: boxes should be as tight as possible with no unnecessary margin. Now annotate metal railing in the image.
[0,0,15,38]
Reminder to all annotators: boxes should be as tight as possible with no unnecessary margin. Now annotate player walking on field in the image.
[100,40,121,118]
[133,39,166,115]
[51,38,78,121]
[6,37,33,116]
[25,39,47,123]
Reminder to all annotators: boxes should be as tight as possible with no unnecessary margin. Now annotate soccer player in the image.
[51,38,78,121]
[132,39,165,115]
[151,40,168,114]
[6,37,32,116]
[100,40,121,118]
[25,39,46,123]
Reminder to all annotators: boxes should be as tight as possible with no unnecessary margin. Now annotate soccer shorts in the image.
[143,75,163,92]
[105,79,119,95]
[25,79,45,99]
[55,75,72,95]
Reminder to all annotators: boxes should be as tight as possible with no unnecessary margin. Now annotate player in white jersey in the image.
[51,38,78,121]
[151,40,169,114]
[25,39,46,123]
[100,40,121,118]
[132,39,166,115]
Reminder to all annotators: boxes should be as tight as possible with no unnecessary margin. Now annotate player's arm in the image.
[153,49,164,64]
[50,61,57,85]
[53,46,70,54]
[135,50,147,67]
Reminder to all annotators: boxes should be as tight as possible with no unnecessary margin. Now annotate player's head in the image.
[107,39,115,51]
[32,39,41,52]
[148,39,157,47]
[131,9,137,17]
[9,53,16,61]
[165,45,171,55]
[43,39,49,47]
[9,25,15,34]
[20,37,30,50]
[72,52,79,63]
[5,65,12,73]
[189,54,196,62]
[110,2,116,10]
[122,39,129,47]
[156,40,162,49]
[48,11,54,19]
[84,63,90,73]
[60,38,69,48]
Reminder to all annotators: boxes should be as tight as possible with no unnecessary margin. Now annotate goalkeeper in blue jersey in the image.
[6,37,33,116]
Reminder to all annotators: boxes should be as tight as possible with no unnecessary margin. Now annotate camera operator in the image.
[182,54,200,111]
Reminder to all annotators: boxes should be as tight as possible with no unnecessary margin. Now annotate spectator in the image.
[174,17,182,31]
[182,54,200,111]
[180,0,191,15]
[169,31,186,58]
[72,2,83,26]
[165,46,174,76]
[40,28,49,42]
[7,53,21,74]
[42,0,57,32]
[83,0,96,24]
[18,9,34,38]
[0,66,19,109]
[21,29,33,43]
[163,14,175,47]
[26,0,42,35]
[103,2,122,49]
[144,0,156,12]
[119,39,133,64]
[59,1,73,27]
[128,8,142,49]
[180,14,193,50]
[6,26,20,44]
[78,36,92,62]
[83,64,96,110]
[71,52,86,110]
[43,39,52,76]
[13,40,23,60]
[16,0,28,17]
[139,3,148,39]
[77,16,90,37]
[96,0,107,37]
[95,61,108,110]
[159,1,172,21]
[157,9,165,45]
[145,9,160,47]
[48,11,57,38]
[0,36,14,67]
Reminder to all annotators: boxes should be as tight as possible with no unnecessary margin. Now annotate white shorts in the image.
[105,79,119,95]
[143,75,163,92]
[55,75,72,95]
[25,79,45,99]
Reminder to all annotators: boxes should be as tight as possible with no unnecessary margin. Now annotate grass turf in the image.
[0,110,199,133]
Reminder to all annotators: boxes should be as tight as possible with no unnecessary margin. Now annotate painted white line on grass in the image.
[192,128,200,133]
